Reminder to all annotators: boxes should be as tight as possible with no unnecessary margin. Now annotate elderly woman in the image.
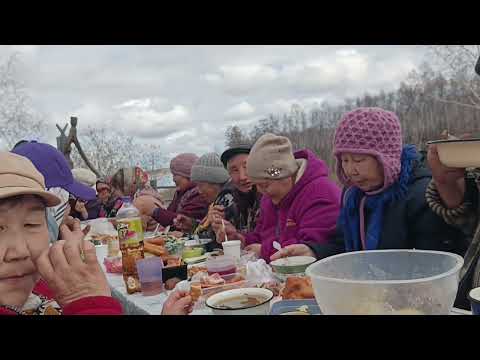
[229,133,341,262]
[173,153,233,241]
[12,141,97,242]
[134,153,209,229]
[0,153,195,316]
[272,108,468,264]
[0,152,122,315]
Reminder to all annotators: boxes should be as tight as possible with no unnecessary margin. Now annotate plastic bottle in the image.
[116,196,145,294]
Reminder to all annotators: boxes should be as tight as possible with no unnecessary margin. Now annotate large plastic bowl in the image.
[305,250,464,315]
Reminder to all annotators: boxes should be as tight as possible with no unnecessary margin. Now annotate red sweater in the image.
[0,279,123,315]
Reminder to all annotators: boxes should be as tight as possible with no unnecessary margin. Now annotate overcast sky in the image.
[0,45,428,163]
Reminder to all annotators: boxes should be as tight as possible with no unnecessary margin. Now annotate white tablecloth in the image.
[101,261,212,315]
[99,253,472,316]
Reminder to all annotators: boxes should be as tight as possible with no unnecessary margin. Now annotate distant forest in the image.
[225,46,480,171]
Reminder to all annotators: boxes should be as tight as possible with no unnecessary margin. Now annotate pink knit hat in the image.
[333,107,403,192]
[170,153,199,179]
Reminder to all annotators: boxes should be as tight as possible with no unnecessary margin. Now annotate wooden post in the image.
[56,116,102,178]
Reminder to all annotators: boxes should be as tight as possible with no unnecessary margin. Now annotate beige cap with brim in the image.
[0,152,61,207]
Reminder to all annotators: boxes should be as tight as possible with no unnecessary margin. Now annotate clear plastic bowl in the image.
[305,249,464,315]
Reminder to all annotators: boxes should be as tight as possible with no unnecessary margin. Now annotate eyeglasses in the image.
[97,187,111,193]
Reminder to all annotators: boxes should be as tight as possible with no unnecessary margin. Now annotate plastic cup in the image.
[95,245,108,262]
[468,287,480,315]
[136,257,164,296]
[222,240,241,260]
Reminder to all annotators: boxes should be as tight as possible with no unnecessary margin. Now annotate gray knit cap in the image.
[190,152,230,184]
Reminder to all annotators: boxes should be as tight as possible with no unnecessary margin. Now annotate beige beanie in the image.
[247,133,299,180]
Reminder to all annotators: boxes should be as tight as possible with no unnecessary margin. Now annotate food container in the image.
[468,287,480,315]
[136,257,164,296]
[427,138,480,168]
[201,272,248,299]
[206,288,274,315]
[206,255,236,276]
[306,249,464,315]
[104,256,123,273]
[162,263,188,283]
[182,247,205,260]
[270,256,316,275]
[95,244,108,262]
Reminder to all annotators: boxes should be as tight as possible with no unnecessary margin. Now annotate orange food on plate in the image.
[190,282,202,302]
[144,242,168,257]
[145,236,166,246]
[281,277,315,300]
[188,266,207,278]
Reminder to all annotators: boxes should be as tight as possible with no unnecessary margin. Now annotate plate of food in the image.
[270,299,321,315]
[280,276,316,300]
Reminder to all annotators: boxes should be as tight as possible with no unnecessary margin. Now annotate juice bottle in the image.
[116,197,145,294]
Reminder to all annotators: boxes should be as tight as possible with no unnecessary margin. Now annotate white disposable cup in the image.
[95,244,108,262]
[222,240,241,260]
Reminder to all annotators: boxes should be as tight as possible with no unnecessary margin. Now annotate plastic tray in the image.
[270,299,321,315]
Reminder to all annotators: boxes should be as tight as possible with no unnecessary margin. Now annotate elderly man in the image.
[210,144,261,242]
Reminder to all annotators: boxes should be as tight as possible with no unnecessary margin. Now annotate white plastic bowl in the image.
[428,138,480,168]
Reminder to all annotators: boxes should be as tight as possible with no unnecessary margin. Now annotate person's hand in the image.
[427,132,471,208]
[161,290,193,315]
[211,218,238,244]
[207,205,224,224]
[62,215,76,232]
[427,143,465,186]
[34,219,111,308]
[173,214,194,233]
[270,244,316,262]
[244,243,262,257]
[74,201,88,220]
[133,196,162,217]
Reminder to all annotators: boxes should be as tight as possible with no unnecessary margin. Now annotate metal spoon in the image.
[273,241,288,265]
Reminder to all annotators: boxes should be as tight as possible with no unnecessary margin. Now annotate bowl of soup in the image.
[205,288,274,315]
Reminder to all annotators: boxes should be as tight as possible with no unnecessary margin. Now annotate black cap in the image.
[220,144,251,168]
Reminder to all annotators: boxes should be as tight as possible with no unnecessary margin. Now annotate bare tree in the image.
[428,45,480,108]
[71,126,166,177]
[0,53,47,149]
[226,51,480,176]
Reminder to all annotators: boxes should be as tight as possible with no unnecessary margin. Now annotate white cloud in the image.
[0,45,427,162]
[205,64,278,95]
[224,101,255,119]
[112,97,191,139]
[264,97,325,115]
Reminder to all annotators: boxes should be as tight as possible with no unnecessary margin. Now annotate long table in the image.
[102,263,212,315]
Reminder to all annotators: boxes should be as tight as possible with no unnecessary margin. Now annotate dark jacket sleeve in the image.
[304,219,346,260]
[86,200,102,220]
[409,177,469,255]
[152,191,209,227]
